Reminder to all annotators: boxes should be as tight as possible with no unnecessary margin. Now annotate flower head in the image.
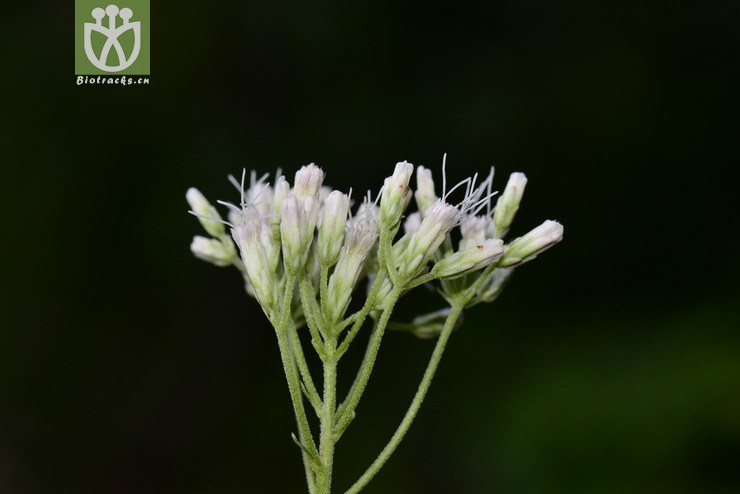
[432,239,504,279]
[414,166,437,217]
[186,187,225,237]
[500,220,564,267]
[231,205,276,309]
[380,161,414,228]
[187,157,563,324]
[324,198,380,323]
[294,163,324,199]
[459,215,494,251]
[493,172,527,238]
[317,190,350,266]
[391,164,496,281]
[190,236,235,266]
[403,212,422,235]
[280,194,319,274]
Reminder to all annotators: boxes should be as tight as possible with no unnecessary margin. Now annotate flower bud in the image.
[302,196,321,243]
[272,176,290,216]
[424,200,465,234]
[459,215,493,251]
[319,185,333,203]
[270,175,290,239]
[280,194,319,273]
[432,239,504,279]
[280,195,303,273]
[380,161,414,228]
[499,220,563,267]
[414,166,437,217]
[186,187,225,237]
[228,209,245,228]
[477,267,514,303]
[293,163,324,199]
[372,275,396,312]
[317,190,350,266]
[190,236,235,267]
[392,200,462,279]
[346,210,379,258]
[324,207,379,323]
[247,180,274,217]
[232,206,274,308]
[410,308,463,339]
[355,200,380,226]
[493,172,527,237]
[260,217,281,273]
[403,212,421,235]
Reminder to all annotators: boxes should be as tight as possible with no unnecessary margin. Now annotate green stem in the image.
[299,276,327,358]
[334,274,391,422]
[288,321,322,415]
[290,356,319,494]
[333,287,401,439]
[274,277,319,491]
[334,225,396,419]
[405,271,437,291]
[335,319,375,422]
[319,264,329,315]
[336,270,386,358]
[316,337,338,494]
[378,224,400,287]
[344,302,464,494]
[336,313,358,334]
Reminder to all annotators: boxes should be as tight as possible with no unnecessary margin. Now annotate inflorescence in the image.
[188,159,562,323]
[186,157,563,494]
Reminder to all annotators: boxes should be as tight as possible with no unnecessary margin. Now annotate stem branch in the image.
[344,302,464,494]
[316,337,338,494]
[336,271,386,358]
[299,276,327,358]
[288,321,323,415]
[274,277,319,491]
[334,287,401,439]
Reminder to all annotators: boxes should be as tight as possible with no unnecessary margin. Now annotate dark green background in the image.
[1,1,738,493]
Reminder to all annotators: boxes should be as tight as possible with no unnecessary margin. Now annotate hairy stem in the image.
[289,351,318,494]
[335,319,376,422]
[299,276,327,358]
[344,302,464,494]
[333,287,401,439]
[316,337,338,494]
[319,265,329,317]
[274,278,319,491]
[405,271,438,291]
[288,321,322,414]
[336,270,386,358]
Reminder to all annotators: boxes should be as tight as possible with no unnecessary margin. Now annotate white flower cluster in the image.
[187,158,564,493]
[187,159,563,324]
